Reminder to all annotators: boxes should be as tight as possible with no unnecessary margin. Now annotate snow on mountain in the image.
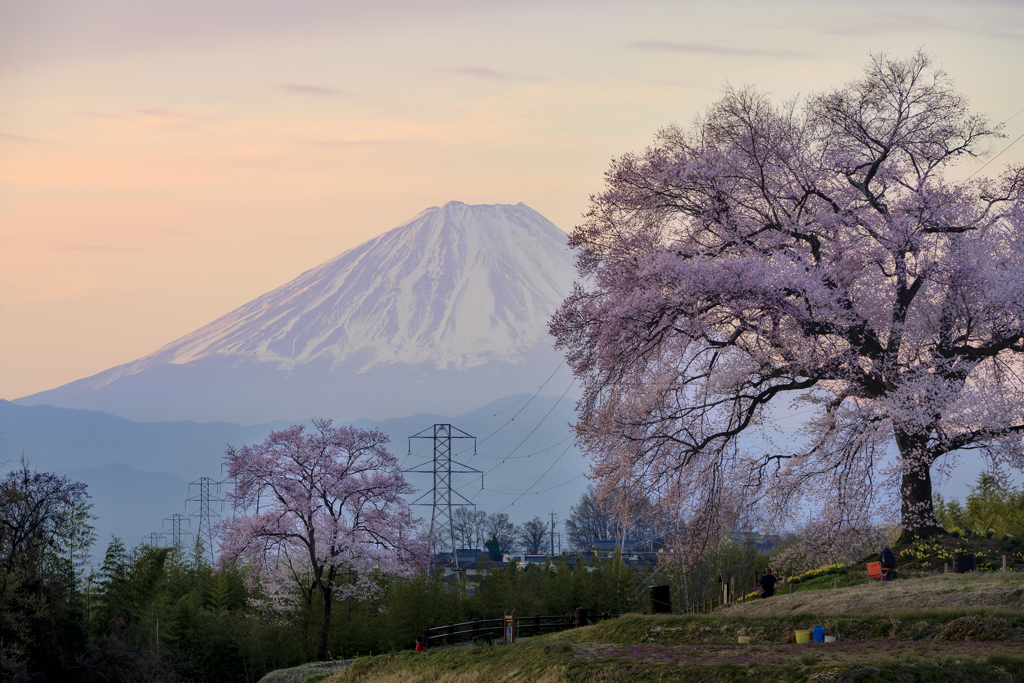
[18,202,579,423]
[110,201,574,378]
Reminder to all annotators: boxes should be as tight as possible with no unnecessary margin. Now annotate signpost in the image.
[503,610,517,643]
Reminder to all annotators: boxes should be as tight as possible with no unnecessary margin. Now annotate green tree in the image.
[935,473,1024,538]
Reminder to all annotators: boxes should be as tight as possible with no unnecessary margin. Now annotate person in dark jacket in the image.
[759,568,777,598]
[879,547,896,581]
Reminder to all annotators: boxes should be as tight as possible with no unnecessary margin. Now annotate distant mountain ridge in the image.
[0,394,590,557]
[17,202,577,424]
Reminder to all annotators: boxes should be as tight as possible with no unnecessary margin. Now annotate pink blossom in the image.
[218,418,427,659]
[550,52,1024,558]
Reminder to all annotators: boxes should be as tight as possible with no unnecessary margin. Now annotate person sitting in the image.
[759,568,777,598]
[415,636,427,652]
[879,546,896,581]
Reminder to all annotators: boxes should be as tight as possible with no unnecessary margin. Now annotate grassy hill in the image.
[311,572,1024,683]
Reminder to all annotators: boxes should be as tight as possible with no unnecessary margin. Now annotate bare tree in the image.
[483,512,516,552]
[517,517,549,554]
[451,506,487,548]
[565,485,669,550]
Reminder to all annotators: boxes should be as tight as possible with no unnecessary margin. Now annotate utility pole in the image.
[549,511,557,557]
[404,424,482,568]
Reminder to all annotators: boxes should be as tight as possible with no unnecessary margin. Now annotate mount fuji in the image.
[18,202,578,424]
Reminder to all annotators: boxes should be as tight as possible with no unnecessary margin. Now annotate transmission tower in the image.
[404,424,482,567]
[163,513,193,548]
[187,477,225,563]
[141,531,167,547]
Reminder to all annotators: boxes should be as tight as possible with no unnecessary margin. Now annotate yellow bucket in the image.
[795,630,812,644]
[737,636,751,644]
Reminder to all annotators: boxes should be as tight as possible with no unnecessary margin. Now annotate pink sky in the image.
[2,0,1022,401]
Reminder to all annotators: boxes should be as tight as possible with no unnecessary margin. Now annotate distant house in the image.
[432,548,512,578]
[728,531,782,551]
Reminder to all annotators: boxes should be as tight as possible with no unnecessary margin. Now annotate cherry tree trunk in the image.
[896,432,947,544]
[316,586,333,661]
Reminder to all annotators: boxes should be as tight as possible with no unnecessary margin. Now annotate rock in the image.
[257,660,353,683]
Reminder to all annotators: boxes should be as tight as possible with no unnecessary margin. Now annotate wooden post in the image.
[533,613,540,637]
[446,622,454,645]
[789,584,793,594]
[503,610,517,643]
[730,577,735,605]
[422,627,430,648]
[944,562,948,574]
[1003,554,1007,571]
[575,607,588,628]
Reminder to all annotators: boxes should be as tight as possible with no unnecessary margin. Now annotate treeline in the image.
[1,461,781,682]
[934,474,1024,540]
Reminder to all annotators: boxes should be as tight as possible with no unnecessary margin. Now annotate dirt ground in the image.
[720,571,1024,617]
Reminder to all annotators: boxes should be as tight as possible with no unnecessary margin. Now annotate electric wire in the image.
[967,130,1024,180]
[479,472,587,497]
[495,440,577,513]
[451,393,534,427]
[966,104,1024,180]
[457,436,572,460]
[450,360,566,459]
[451,376,577,496]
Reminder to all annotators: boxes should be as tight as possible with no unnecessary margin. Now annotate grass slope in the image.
[323,572,1024,683]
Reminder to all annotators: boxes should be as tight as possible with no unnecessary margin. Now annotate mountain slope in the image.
[17,202,577,423]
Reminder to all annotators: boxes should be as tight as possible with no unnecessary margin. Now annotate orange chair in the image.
[866,562,890,582]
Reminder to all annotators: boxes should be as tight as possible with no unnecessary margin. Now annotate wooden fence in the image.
[423,609,618,647]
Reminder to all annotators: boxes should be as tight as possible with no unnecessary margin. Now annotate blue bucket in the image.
[812,625,825,643]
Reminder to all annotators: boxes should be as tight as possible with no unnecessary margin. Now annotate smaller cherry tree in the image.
[219,419,425,660]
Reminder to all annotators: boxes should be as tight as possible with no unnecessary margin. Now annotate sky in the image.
[2,0,1023,401]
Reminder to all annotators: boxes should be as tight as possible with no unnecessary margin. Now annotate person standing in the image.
[879,547,896,581]
[759,568,777,598]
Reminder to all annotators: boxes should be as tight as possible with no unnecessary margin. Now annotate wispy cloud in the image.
[48,244,145,253]
[129,108,211,134]
[441,67,541,82]
[630,41,807,59]
[302,138,396,149]
[821,13,1021,39]
[0,131,42,144]
[281,83,348,97]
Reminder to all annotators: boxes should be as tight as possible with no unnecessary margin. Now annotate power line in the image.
[496,440,577,513]
[454,376,577,497]
[451,361,567,458]
[477,473,586,496]
[462,436,572,460]
[967,130,1024,180]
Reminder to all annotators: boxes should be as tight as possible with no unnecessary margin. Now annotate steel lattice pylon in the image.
[163,513,193,548]
[141,531,167,547]
[404,424,482,567]
[187,477,225,563]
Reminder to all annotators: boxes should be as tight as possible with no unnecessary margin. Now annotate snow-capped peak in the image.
[108,201,575,381]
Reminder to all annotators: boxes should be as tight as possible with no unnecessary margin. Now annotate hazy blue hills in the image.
[1,390,589,561]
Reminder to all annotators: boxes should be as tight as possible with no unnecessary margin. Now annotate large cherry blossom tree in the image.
[219,419,425,660]
[550,52,1024,553]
